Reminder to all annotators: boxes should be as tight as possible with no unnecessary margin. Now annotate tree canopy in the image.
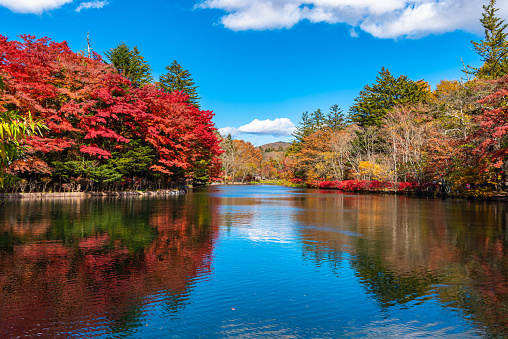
[104,42,153,87]
[159,60,200,108]
[467,0,508,80]
[348,68,429,128]
[0,34,221,192]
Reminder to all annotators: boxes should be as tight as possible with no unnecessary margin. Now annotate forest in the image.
[219,0,508,198]
[0,34,222,193]
[1,1,508,198]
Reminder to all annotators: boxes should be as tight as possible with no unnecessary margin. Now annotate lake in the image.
[0,185,507,338]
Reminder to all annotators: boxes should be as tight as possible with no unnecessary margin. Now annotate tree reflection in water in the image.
[1,188,508,338]
[293,191,508,337]
[0,195,218,338]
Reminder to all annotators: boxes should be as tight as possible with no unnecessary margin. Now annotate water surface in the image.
[1,185,507,338]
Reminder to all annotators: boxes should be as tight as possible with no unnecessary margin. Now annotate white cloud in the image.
[219,118,295,137]
[197,0,508,38]
[0,0,72,13]
[218,126,240,137]
[75,0,107,12]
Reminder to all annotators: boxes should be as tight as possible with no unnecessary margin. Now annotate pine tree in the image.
[310,108,326,129]
[467,0,508,80]
[349,68,429,127]
[327,104,347,131]
[159,60,200,108]
[104,43,153,87]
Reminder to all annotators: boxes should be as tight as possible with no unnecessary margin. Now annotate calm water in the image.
[1,185,508,338]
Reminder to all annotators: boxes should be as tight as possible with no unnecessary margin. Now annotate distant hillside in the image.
[258,141,291,152]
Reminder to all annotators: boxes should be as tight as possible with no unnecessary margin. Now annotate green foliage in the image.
[352,251,439,307]
[292,106,345,145]
[192,159,213,183]
[289,105,348,157]
[51,140,155,183]
[107,140,156,177]
[105,42,153,86]
[45,200,157,253]
[349,68,429,128]
[159,60,200,108]
[0,111,46,187]
[52,160,122,183]
[466,0,508,80]
[327,104,347,131]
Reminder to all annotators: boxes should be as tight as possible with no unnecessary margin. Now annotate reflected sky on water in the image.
[0,185,507,338]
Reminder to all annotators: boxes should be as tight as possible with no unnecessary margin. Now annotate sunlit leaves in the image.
[0,34,222,188]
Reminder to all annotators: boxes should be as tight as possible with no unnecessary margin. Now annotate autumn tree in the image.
[349,68,430,127]
[294,129,334,181]
[383,105,432,182]
[0,34,221,191]
[219,134,238,183]
[159,60,200,108]
[327,125,358,180]
[234,140,262,182]
[218,136,262,182]
[104,42,153,86]
[466,0,508,80]
[290,105,346,154]
[467,75,508,191]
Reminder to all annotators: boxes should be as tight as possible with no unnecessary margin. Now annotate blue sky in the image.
[1,0,507,146]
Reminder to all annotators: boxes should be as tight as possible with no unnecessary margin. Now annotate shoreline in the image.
[2,184,507,202]
[0,189,185,199]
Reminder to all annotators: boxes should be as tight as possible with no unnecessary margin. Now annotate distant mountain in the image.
[258,141,291,152]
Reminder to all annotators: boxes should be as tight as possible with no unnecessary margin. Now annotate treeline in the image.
[0,35,222,193]
[225,0,508,197]
[286,0,508,197]
[219,137,295,183]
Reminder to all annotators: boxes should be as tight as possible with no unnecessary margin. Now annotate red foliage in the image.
[309,179,433,192]
[0,34,222,179]
[398,181,418,191]
[472,75,508,171]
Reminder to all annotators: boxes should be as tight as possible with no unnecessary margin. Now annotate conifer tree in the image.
[327,104,347,131]
[467,0,508,80]
[159,60,200,108]
[349,68,429,128]
[292,109,331,144]
[104,43,153,87]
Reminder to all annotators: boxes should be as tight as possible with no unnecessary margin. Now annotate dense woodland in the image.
[2,1,508,198]
[220,0,508,198]
[0,34,221,192]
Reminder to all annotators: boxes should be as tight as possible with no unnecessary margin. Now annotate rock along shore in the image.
[0,190,185,199]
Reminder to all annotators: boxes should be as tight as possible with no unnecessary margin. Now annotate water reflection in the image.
[0,195,218,338]
[0,186,507,338]
[291,190,508,337]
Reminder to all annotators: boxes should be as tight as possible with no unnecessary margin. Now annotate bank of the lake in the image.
[0,189,186,199]
[258,179,508,201]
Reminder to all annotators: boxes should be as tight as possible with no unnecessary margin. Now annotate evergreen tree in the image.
[326,104,347,131]
[292,111,311,144]
[104,43,153,87]
[290,108,340,154]
[292,109,328,144]
[311,108,326,129]
[467,0,508,80]
[349,68,429,128]
[159,60,201,108]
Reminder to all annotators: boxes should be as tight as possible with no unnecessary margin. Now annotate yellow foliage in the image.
[357,161,390,181]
